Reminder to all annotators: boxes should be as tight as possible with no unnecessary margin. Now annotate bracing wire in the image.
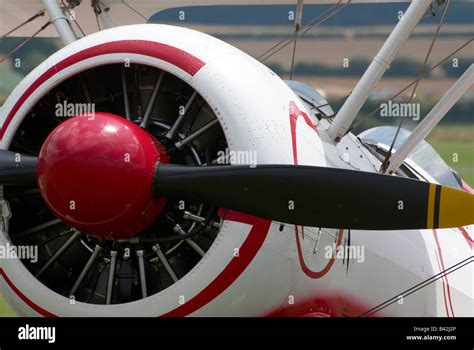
[1,9,46,39]
[0,21,52,64]
[257,1,350,62]
[121,0,148,21]
[379,0,452,173]
[359,257,473,317]
[61,0,86,37]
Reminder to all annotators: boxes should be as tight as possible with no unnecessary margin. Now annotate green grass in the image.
[428,125,474,186]
[431,142,474,185]
[0,294,16,317]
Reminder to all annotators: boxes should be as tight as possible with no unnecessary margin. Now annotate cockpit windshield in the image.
[359,126,462,189]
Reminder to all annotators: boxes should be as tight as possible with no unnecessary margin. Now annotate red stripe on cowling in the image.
[0,40,205,139]
[0,211,270,317]
[0,42,267,316]
[163,211,271,317]
[0,268,57,317]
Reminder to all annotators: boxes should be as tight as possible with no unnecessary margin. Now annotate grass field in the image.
[428,125,474,185]
[430,142,474,185]
[0,294,16,317]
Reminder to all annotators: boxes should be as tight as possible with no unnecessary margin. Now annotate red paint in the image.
[37,113,167,240]
[435,251,451,317]
[432,229,455,317]
[163,211,271,317]
[266,293,380,317]
[301,312,331,317]
[461,179,474,194]
[288,100,339,279]
[288,101,319,165]
[295,227,344,279]
[0,265,375,318]
[0,40,205,139]
[457,226,473,249]
[0,268,57,317]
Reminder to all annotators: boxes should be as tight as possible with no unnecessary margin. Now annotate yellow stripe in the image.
[426,183,436,229]
[438,186,474,228]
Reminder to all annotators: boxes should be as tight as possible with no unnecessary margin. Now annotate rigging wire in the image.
[359,256,473,317]
[121,0,148,21]
[0,21,52,64]
[365,40,472,119]
[1,10,46,39]
[94,13,101,31]
[330,37,472,123]
[61,0,86,37]
[379,0,452,173]
[257,1,350,62]
[259,2,348,62]
[289,0,304,80]
[259,1,345,61]
[91,0,102,31]
[289,31,299,80]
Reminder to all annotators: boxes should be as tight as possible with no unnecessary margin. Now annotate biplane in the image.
[0,0,472,317]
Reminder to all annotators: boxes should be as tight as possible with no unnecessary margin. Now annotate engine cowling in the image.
[0,24,324,316]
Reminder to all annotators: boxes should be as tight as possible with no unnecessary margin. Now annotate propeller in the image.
[0,150,38,185]
[1,112,472,240]
[154,164,473,230]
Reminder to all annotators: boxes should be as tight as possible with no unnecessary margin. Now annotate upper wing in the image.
[1,0,412,38]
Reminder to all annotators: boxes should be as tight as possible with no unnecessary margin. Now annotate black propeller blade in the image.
[0,150,38,185]
[154,164,474,230]
[0,148,472,231]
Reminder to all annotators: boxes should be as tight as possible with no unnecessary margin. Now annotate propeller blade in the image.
[0,150,38,185]
[154,164,474,230]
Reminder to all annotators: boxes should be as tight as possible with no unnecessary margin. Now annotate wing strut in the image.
[385,64,474,174]
[327,0,432,142]
[42,0,77,45]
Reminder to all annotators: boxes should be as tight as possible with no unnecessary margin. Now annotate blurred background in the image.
[0,1,473,316]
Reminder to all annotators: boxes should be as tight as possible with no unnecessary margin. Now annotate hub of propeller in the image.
[37,113,168,240]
